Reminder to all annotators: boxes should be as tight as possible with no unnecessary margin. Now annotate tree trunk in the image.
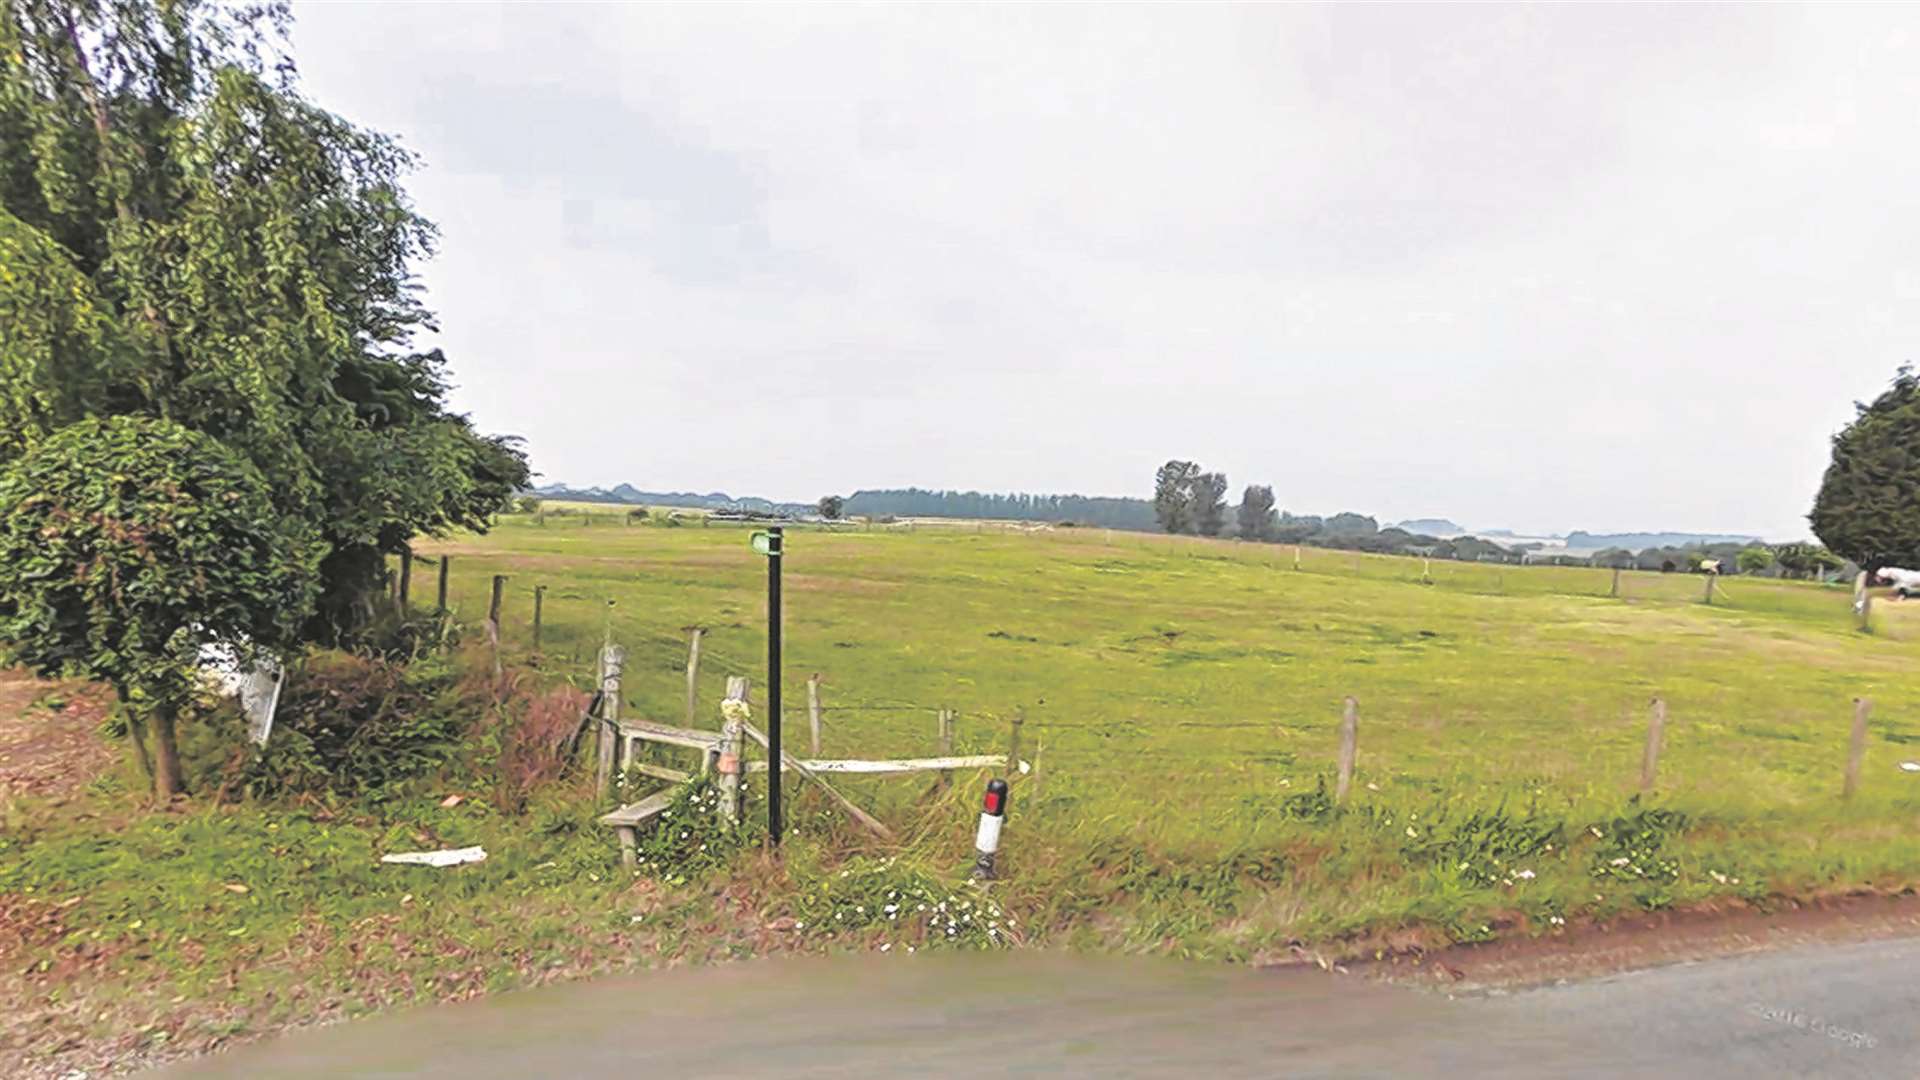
[112,685,156,784]
[125,711,155,784]
[151,705,184,801]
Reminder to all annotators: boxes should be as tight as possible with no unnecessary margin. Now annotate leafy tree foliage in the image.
[817,494,845,520]
[1736,547,1774,574]
[0,0,527,644]
[1772,542,1842,579]
[0,417,318,799]
[1591,547,1636,569]
[1237,484,1276,540]
[1153,460,1200,534]
[1323,512,1379,536]
[1192,471,1229,537]
[842,489,1155,529]
[1811,367,1920,570]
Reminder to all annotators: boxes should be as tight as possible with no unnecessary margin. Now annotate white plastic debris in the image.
[380,846,487,868]
[1900,762,1920,773]
[197,639,285,746]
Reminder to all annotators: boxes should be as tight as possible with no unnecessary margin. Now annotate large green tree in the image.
[1191,471,1228,537]
[1236,484,1275,541]
[1811,367,1920,570]
[0,0,527,643]
[0,417,319,799]
[1153,460,1199,534]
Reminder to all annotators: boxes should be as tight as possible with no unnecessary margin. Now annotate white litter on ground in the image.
[1900,762,1920,773]
[380,846,488,868]
[197,639,285,746]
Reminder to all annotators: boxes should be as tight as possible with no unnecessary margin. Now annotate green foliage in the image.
[627,777,757,886]
[220,650,472,801]
[1399,804,1565,887]
[0,416,317,700]
[0,0,528,646]
[792,855,1011,950]
[1153,459,1199,533]
[844,488,1157,530]
[1588,807,1689,905]
[1736,546,1773,574]
[1279,775,1338,822]
[1191,471,1229,537]
[1772,542,1842,579]
[817,494,845,520]
[1236,484,1276,540]
[1812,366,1920,568]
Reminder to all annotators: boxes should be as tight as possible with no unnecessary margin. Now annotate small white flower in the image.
[1515,869,1535,880]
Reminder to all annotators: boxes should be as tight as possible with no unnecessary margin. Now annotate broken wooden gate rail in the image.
[589,644,1022,863]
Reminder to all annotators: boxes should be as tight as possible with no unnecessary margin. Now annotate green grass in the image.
[437,516,1920,822]
[410,517,1920,949]
[10,514,1920,1071]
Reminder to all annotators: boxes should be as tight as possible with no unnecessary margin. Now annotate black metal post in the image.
[768,526,784,846]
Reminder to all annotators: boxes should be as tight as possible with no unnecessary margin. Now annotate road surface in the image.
[158,936,1919,1077]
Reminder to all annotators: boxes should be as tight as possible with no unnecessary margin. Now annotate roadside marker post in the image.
[752,528,786,846]
[971,778,1010,880]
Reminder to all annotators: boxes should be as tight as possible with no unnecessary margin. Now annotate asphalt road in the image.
[158,937,1920,1078]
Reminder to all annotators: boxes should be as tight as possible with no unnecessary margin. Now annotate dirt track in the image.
[0,670,114,806]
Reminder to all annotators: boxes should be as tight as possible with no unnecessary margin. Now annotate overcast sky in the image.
[291,3,1920,539]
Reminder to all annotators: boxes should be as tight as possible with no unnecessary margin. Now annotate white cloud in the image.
[291,2,1920,537]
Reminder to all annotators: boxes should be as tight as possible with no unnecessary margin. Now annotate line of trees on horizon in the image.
[841,489,1158,530]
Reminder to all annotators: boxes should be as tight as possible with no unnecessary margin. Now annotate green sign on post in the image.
[750,530,781,557]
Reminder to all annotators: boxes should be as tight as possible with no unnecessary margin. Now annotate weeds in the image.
[790,855,1011,951]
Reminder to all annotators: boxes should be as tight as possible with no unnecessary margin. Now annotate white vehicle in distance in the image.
[1876,567,1920,598]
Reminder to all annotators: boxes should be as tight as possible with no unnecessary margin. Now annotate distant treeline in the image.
[843,489,1158,530]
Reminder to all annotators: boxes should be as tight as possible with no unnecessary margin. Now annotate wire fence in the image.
[389,524,1920,832]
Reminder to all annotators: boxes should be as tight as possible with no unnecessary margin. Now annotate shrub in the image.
[0,417,319,800]
[225,650,472,800]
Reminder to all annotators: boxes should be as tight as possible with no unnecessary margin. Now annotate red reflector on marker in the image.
[984,791,1003,814]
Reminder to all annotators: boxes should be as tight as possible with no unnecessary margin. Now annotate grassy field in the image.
[427,514,1920,942]
[10,510,1920,1075]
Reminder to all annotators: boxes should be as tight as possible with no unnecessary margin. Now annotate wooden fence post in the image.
[1293,545,1301,570]
[1855,573,1873,632]
[719,676,749,822]
[807,674,823,756]
[1335,696,1359,802]
[487,574,507,679]
[437,554,451,611]
[595,645,625,798]
[398,546,413,613]
[1641,697,1666,794]
[1703,573,1715,605]
[1007,708,1025,778]
[684,627,705,726]
[532,585,546,653]
[936,708,955,792]
[1611,566,1621,598]
[1845,697,1870,800]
